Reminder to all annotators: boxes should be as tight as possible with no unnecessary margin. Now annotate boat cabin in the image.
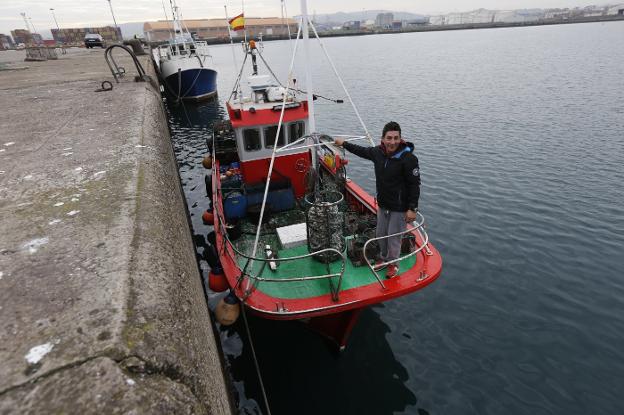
[215,74,312,199]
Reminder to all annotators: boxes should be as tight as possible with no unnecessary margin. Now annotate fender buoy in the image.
[202,210,214,225]
[208,265,228,292]
[202,156,213,169]
[215,291,240,325]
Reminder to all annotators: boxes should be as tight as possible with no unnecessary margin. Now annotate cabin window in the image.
[243,128,261,151]
[288,121,305,143]
[264,125,285,148]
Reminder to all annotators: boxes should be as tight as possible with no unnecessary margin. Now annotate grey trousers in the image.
[376,208,406,262]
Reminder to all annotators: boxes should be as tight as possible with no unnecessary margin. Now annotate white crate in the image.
[276,222,308,249]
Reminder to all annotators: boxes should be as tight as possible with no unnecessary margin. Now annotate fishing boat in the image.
[152,0,217,101]
[204,1,442,350]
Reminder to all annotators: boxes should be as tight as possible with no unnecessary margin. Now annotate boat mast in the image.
[170,0,184,41]
[160,0,174,39]
[300,0,315,133]
[300,0,318,174]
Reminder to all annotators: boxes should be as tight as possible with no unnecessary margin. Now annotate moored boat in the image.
[204,3,442,350]
[152,0,217,101]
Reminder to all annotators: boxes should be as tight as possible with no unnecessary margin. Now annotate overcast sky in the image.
[0,0,599,37]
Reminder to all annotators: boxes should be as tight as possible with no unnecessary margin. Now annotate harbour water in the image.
[166,21,624,415]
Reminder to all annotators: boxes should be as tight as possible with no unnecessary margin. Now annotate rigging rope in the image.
[228,52,250,102]
[308,22,374,146]
[248,23,302,263]
[255,50,285,88]
[161,0,174,39]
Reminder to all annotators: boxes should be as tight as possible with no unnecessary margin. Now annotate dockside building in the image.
[143,17,297,42]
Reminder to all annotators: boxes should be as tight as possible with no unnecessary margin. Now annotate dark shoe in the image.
[386,264,399,278]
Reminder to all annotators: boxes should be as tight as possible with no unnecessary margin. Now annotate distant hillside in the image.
[302,10,427,24]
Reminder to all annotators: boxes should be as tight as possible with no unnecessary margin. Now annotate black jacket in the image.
[343,141,420,212]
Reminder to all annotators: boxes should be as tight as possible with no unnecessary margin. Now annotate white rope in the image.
[248,24,302,264]
[240,306,272,415]
[276,134,367,152]
[308,22,375,146]
[228,52,249,101]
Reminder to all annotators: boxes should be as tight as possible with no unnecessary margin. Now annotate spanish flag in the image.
[229,13,245,31]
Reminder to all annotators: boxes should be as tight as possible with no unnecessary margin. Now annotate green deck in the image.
[233,224,416,299]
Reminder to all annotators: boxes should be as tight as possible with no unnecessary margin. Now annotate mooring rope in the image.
[240,305,272,415]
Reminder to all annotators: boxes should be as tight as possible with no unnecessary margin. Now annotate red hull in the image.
[306,308,364,351]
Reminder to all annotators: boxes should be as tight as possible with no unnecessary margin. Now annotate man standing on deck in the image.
[334,121,420,278]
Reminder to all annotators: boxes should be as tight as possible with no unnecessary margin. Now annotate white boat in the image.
[152,0,217,101]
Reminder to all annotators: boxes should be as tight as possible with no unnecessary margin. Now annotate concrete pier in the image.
[0,48,232,414]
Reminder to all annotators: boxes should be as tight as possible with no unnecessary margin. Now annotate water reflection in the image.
[230,307,426,415]
[168,97,224,128]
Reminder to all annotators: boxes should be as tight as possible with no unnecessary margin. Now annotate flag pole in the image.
[224,5,239,70]
[242,0,247,43]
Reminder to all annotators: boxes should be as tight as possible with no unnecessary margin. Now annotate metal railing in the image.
[156,41,211,59]
[214,194,432,305]
[363,211,433,289]
[214,206,347,302]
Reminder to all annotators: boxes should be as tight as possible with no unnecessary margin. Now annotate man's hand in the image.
[335,138,345,147]
[405,209,417,223]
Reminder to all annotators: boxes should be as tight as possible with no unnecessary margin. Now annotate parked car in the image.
[84,34,105,48]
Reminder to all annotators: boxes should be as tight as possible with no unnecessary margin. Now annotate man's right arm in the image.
[335,139,375,161]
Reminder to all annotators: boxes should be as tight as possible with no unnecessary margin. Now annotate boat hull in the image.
[164,67,218,101]
[306,308,364,351]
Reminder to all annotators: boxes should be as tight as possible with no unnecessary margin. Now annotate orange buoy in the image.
[202,210,214,225]
[202,156,213,169]
[215,291,240,325]
[208,267,228,292]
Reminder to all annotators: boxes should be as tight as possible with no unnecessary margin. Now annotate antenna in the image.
[20,12,30,32]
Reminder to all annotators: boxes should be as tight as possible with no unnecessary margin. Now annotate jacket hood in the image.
[380,140,414,158]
